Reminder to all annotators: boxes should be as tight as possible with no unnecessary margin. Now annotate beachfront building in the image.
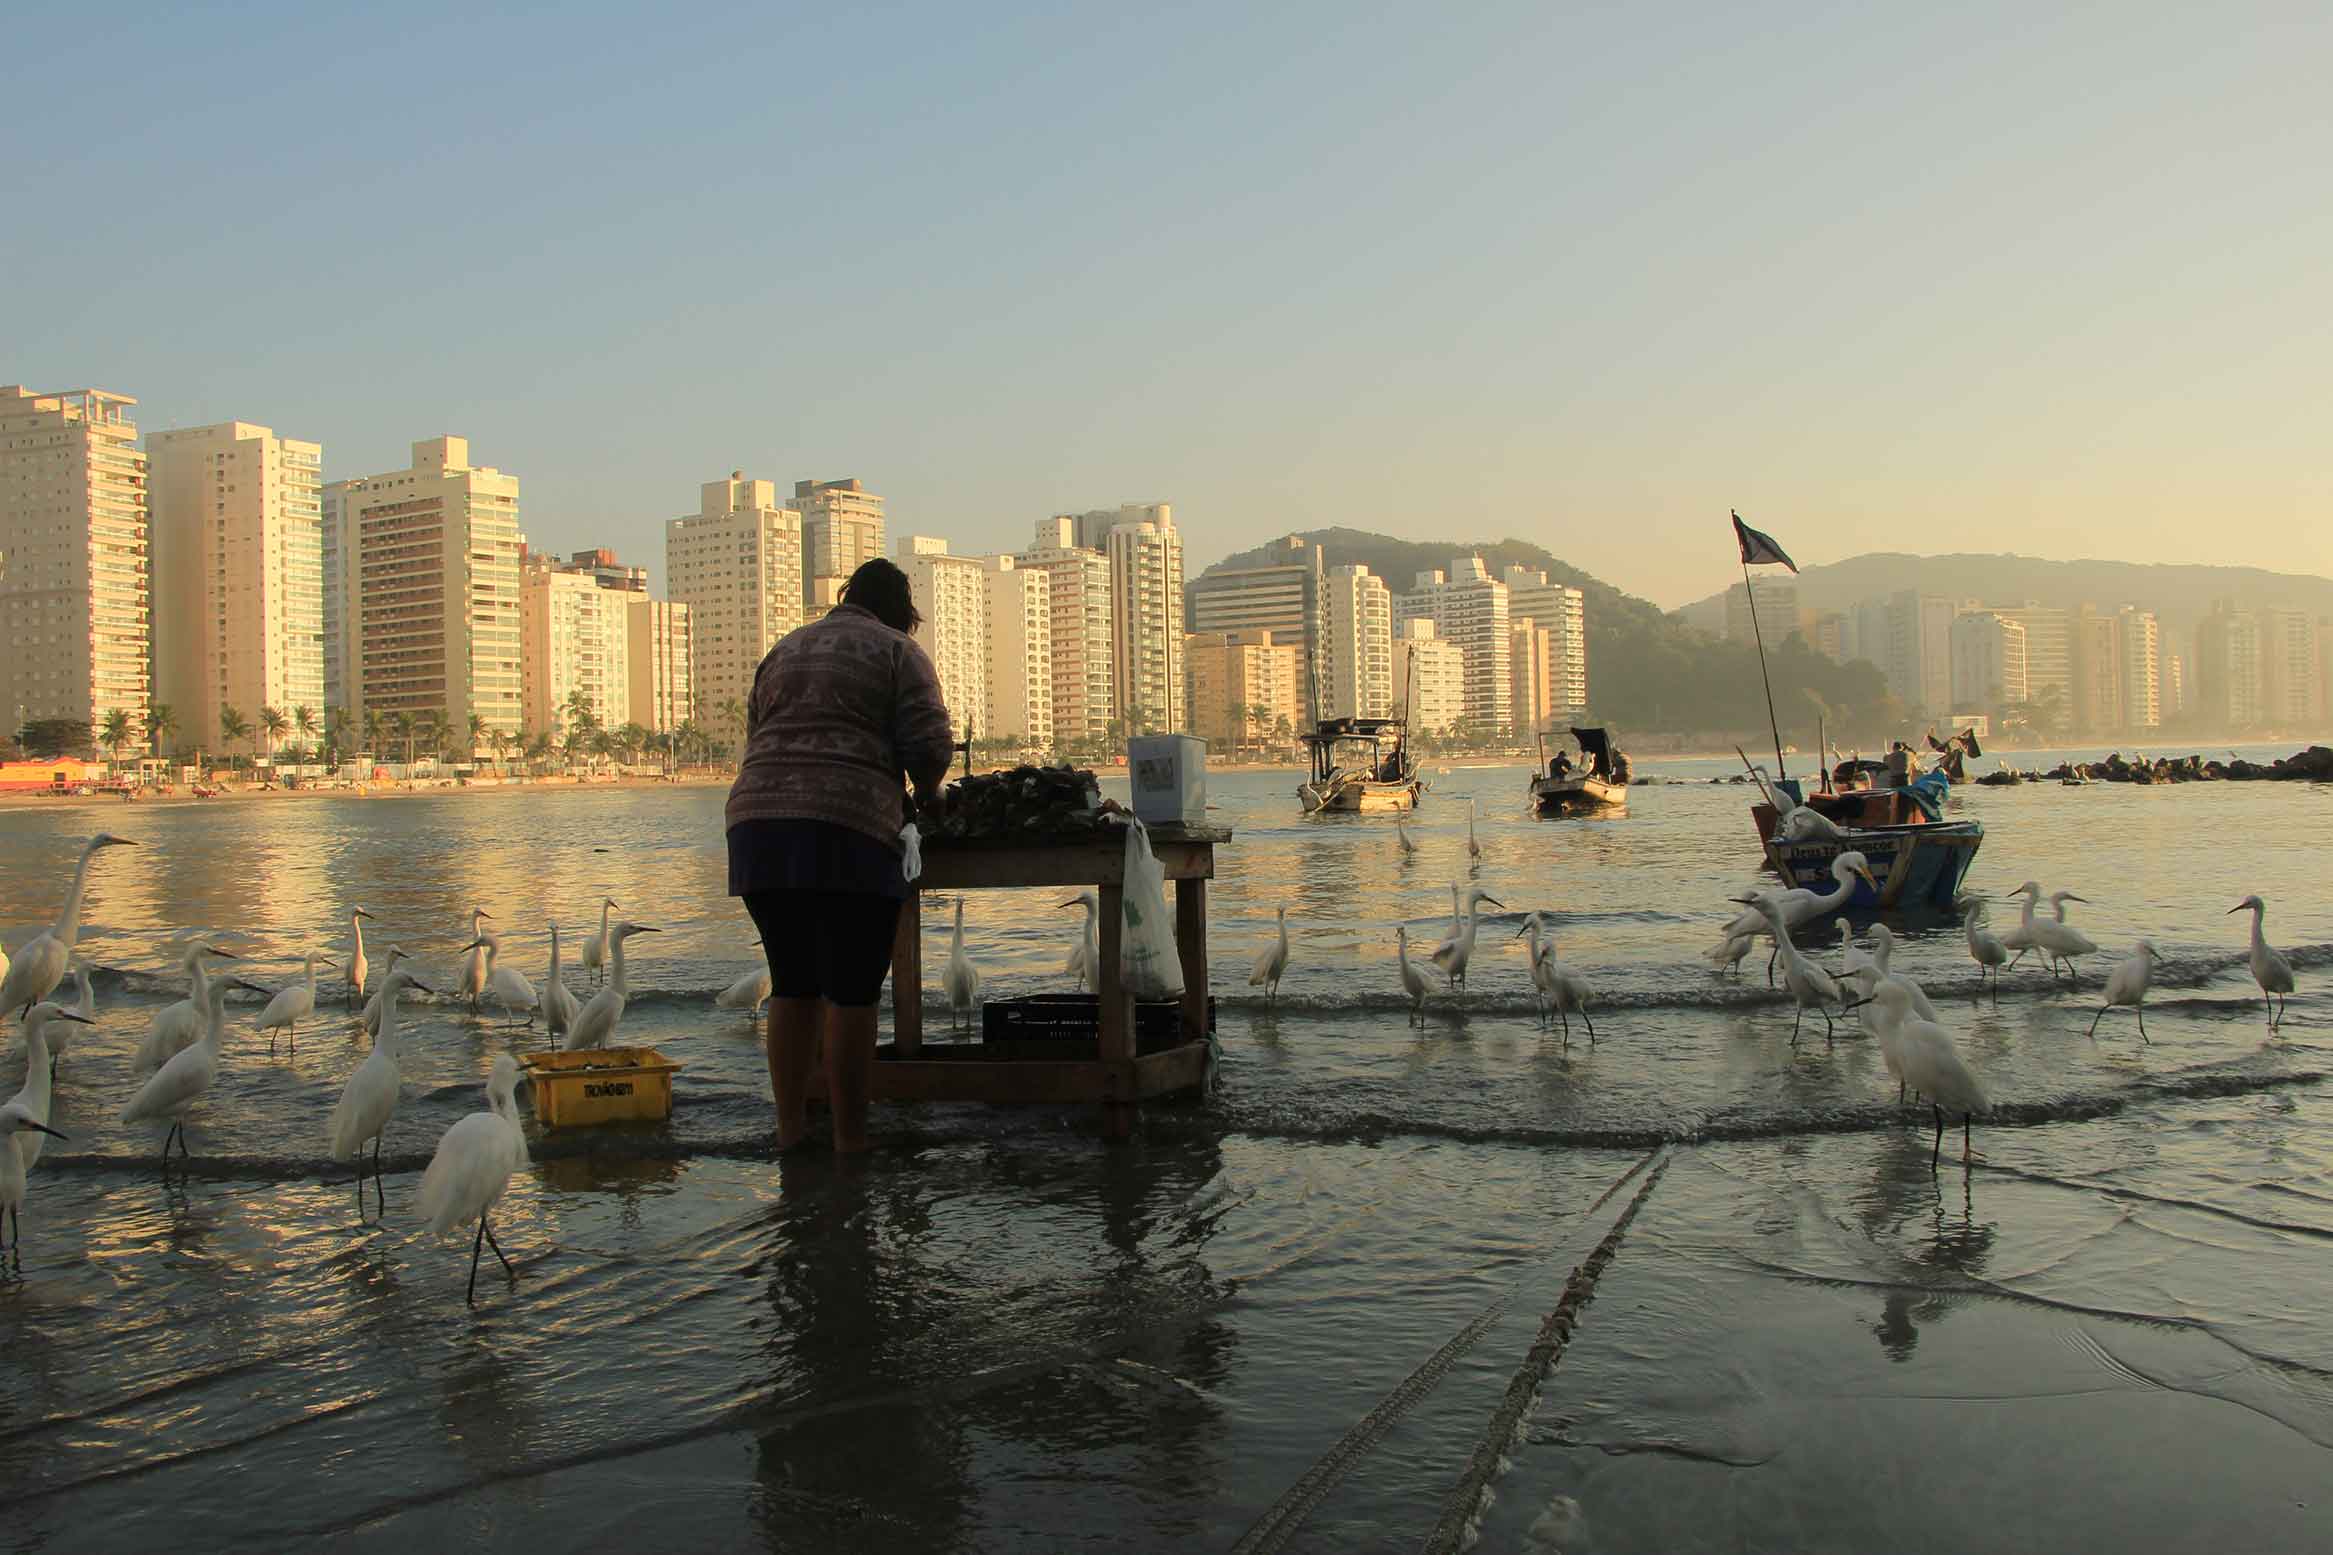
[2195,604,2263,729]
[1187,538,1325,712]
[1981,604,2073,729]
[2165,653,2189,721]
[1104,506,1186,734]
[1503,566,1588,720]
[1184,629,1303,748]
[795,477,885,609]
[664,473,803,728]
[0,386,150,741]
[981,555,1052,750]
[2117,608,2162,731]
[1847,590,1955,717]
[1017,520,1116,748]
[325,437,524,747]
[2261,609,2325,727]
[1391,619,1465,735]
[561,548,647,593]
[2069,606,2123,733]
[1396,557,1512,734]
[626,598,693,733]
[1321,563,1393,721]
[1724,576,1798,645]
[146,421,325,762]
[896,536,986,742]
[1948,611,2029,718]
[520,552,630,739]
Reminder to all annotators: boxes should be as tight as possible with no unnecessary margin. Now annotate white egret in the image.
[1430,886,1505,990]
[345,907,375,1008]
[1466,799,1482,864]
[1718,852,1880,984]
[1,1102,70,1255]
[8,1003,93,1174]
[120,970,239,1166]
[359,946,412,1037]
[1859,980,1989,1166]
[457,908,494,1011]
[1702,931,1756,976]
[562,923,659,1051]
[2001,882,2046,971]
[543,923,583,1040]
[2036,891,2099,980]
[1865,924,1941,1024]
[1846,966,1910,1101]
[1957,895,2009,1003]
[1518,913,1595,1044]
[132,945,241,1075]
[329,968,433,1216]
[2089,940,2166,1044]
[255,952,338,1056]
[582,897,617,987]
[1395,926,1429,1025]
[716,939,773,1033]
[416,1052,530,1301]
[2230,896,2295,1029]
[1738,893,1847,1044]
[39,963,96,1076]
[1,833,138,1018]
[1249,905,1291,1009]
[1059,891,1100,990]
[1396,817,1418,855]
[460,934,538,1028]
[943,902,982,1030]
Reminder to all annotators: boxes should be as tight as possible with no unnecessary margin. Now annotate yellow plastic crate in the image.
[519,1046,684,1128]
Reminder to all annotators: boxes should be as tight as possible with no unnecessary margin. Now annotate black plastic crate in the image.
[980,993,1217,1044]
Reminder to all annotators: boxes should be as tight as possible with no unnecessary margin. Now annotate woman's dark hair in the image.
[841,557,921,633]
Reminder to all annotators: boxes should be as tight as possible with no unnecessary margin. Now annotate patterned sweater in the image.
[724,604,957,851]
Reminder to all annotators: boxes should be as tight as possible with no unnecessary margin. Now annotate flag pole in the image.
[1741,555,1788,782]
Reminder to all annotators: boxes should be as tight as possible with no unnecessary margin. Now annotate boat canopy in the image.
[1304,717,1405,745]
[1569,726,1612,767]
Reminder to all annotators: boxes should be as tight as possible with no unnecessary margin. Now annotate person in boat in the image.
[1549,750,1573,781]
[1885,742,1912,788]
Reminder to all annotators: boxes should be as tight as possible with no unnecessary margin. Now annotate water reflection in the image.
[1859,1134,1998,1360]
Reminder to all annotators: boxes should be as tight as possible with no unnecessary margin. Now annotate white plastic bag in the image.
[899,821,923,882]
[1118,818,1184,1000]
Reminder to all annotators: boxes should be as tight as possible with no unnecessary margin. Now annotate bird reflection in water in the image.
[1860,1135,1998,1362]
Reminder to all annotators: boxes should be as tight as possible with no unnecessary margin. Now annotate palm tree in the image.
[362,707,386,758]
[716,696,744,747]
[148,702,178,759]
[417,710,445,763]
[489,727,512,776]
[259,705,289,769]
[466,712,488,762]
[294,704,318,749]
[324,706,351,764]
[219,706,252,773]
[100,708,136,771]
[390,711,416,768]
[525,732,553,773]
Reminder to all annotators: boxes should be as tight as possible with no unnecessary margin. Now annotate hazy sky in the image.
[9,2,2328,606]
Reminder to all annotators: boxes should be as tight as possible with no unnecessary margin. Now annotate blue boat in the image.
[1752,776,1984,910]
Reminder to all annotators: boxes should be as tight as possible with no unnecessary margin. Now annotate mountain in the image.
[1194,528,1894,741]
[1677,553,2333,647]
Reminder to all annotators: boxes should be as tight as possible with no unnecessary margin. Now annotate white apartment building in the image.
[1392,620,1465,734]
[1105,509,1185,733]
[1848,591,1955,715]
[664,474,803,723]
[981,554,1052,748]
[1397,558,1512,733]
[2165,654,2189,721]
[796,477,885,606]
[1322,563,1393,720]
[1065,502,1171,552]
[1186,537,1325,705]
[626,597,693,733]
[0,386,150,736]
[325,437,524,744]
[1984,605,2072,725]
[520,553,629,738]
[1948,612,2029,712]
[1019,519,1115,745]
[896,536,986,741]
[2117,608,2161,730]
[2196,606,2263,728]
[1503,566,1587,718]
[1724,577,1798,644]
[147,421,324,757]
[2261,609,2325,726]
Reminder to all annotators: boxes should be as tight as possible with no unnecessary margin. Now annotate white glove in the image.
[899,821,924,882]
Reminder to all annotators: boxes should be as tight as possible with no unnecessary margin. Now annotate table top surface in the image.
[921,822,1231,851]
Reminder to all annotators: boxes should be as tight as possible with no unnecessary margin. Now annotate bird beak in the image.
[2227,905,2245,915]
[2061,894,2088,905]
[22,1120,67,1141]
[319,958,340,969]
[56,1010,97,1026]
[461,938,487,951]
[632,926,662,935]
[750,938,764,947]
[1479,895,1506,909]
[107,837,138,847]
[230,978,271,995]
[411,979,437,994]
[1855,867,1880,891]
[1056,898,1080,909]
[355,908,375,920]
[1840,996,1871,1012]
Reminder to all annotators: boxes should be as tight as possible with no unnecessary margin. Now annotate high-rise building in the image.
[2260,609,2324,727]
[2164,653,2189,721]
[1063,502,1171,552]
[2195,604,2263,728]
[1392,619,1465,734]
[0,387,150,740]
[1187,538,1325,712]
[146,420,325,759]
[1104,508,1186,733]
[1322,563,1393,721]
[2117,608,2161,730]
[562,548,647,593]
[1848,591,1955,715]
[895,536,986,741]
[2069,606,2123,733]
[981,554,1052,749]
[1502,566,1587,719]
[1397,558,1512,733]
[795,477,885,607]
[1948,612,2028,714]
[1724,577,1798,644]
[1018,519,1115,746]
[625,597,693,733]
[322,436,524,747]
[322,481,353,715]
[664,474,803,725]
[1982,604,2072,726]
[520,552,630,738]
[1805,610,1848,663]
[1184,629,1304,747]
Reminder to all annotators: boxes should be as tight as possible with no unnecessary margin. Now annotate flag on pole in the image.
[1731,510,1797,572]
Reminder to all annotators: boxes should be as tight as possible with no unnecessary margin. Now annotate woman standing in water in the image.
[728,557,955,1152]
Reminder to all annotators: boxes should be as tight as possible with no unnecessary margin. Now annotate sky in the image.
[7,1,2329,607]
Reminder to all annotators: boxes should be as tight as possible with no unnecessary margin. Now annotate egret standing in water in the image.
[1466,799,1482,866]
[1,1102,70,1257]
[460,933,538,1029]
[2035,891,2098,980]
[942,903,982,1030]
[582,897,618,987]
[1431,886,1505,990]
[132,945,241,1075]
[563,923,659,1051]
[254,952,338,1056]
[1737,892,1847,1044]
[717,939,773,1033]
[1249,905,1291,1009]
[2090,940,2166,1043]
[1717,852,1878,984]
[120,970,239,1167]
[416,1052,530,1302]
[1517,913,1595,1044]
[1957,895,2009,1003]
[1702,930,1756,977]
[1396,817,1418,855]
[2230,896,2295,1030]
[359,947,411,1038]
[2001,881,2046,971]
[344,906,376,1009]
[1858,981,1989,1167]
[1060,890,1100,991]
[1865,924,1940,1023]
[1395,926,1429,1025]
[41,964,97,1076]
[457,909,494,1012]
[8,1002,93,1174]
[0,833,137,1018]
[542,924,582,1040]
[329,969,432,1217]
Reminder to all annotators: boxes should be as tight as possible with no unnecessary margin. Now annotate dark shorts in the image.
[742,891,903,1008]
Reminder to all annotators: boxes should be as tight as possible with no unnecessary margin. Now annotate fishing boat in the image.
[1527,727,1629,816]
[1749,770,1983,909]
[1297,717,1422,813]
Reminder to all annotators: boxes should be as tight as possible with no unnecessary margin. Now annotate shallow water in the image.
[2,747,2329,1550]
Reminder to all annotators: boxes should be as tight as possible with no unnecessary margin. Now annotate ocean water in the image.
[2,748,2329,1551]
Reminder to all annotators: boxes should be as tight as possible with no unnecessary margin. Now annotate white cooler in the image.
[1126,734,1208,827]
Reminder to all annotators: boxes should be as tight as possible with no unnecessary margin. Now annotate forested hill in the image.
[1194,529,1896,741]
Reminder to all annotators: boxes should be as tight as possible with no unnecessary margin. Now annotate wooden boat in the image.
[1297,717,1422,813]
[1528,726,1629,816]
[1751,774,1983,909]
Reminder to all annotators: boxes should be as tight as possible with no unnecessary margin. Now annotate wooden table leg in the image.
[892,893,923,1056]
[1174,876,1208,1043]
[1097,882,1134,1138]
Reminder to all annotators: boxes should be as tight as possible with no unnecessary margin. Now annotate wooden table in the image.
[825,823,1228,1135]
